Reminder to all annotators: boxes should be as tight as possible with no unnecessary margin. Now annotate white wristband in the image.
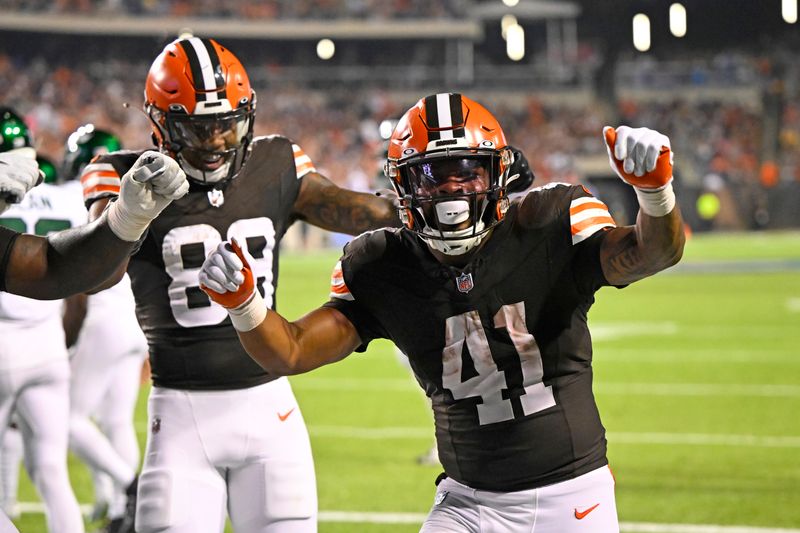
[228,290,268,332]
[634,181,676,217]
[106,198,152,242]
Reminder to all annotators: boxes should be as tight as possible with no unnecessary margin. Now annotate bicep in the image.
[238,306,362,375]
[294,306,362,367]
[599,225,646,286]
[3,233,51,298]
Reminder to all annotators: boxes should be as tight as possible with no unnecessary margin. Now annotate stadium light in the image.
[316,38,335,60]
[501,14,518,40]
[502,0,520,6]
[783,0,798,23]
[633,13,651,52]
[670,3,687,37]
[506,23,525,61]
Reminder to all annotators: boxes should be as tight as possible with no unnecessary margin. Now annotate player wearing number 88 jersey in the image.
[201,93,686,533]
[82,36,398,533]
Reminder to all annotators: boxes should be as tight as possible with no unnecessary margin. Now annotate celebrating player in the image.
[80,36,398,532]
[200,93,685,533]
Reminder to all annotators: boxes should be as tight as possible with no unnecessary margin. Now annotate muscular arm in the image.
[237,306,362,376]
[600,205,685,286]
[292,172,400,235]
[4,211,133,299]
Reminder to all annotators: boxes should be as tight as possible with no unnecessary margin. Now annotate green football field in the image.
[11,231,800,533]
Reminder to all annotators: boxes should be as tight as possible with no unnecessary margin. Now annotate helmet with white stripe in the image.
[144,37,256,185]
[385,93,513,256]
[62,124,122,181]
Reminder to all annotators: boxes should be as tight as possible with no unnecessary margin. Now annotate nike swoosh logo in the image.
[574,503,600,520]
[277,408,295,422]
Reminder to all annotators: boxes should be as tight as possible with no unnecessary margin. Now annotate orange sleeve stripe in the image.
[571,216,616,235]
[84,184,120,193]
[569,201,608,216]
[330,284,351,295]
[296,161,315,172]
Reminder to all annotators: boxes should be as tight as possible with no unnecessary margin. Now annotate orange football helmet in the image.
[385,93,513,255]
[144,37,256,185]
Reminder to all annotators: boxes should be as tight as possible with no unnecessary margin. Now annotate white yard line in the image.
[596,383,800,397]
[12,504,800,532]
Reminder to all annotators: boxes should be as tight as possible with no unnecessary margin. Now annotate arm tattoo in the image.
[601,208,685,286]
[293,172,401,235]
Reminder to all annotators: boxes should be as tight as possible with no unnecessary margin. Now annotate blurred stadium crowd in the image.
[0,0,468,18]
[1,0,799,233]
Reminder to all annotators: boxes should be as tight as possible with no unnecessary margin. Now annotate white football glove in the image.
[199,241,247,296]
[107,151,189,242]
[604,125,673,187]
[603,125,676,216]
[199,239,267,332]
[0,151,42,214]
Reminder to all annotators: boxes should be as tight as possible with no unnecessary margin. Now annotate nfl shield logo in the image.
[151,417,161,435]
[208,188,225,208]
[456,272,473,293]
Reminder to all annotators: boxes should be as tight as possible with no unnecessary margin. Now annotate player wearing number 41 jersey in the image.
[83,36,398,533]
[201,93,686,533]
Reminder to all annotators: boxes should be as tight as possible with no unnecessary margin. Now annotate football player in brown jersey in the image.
[201,93,685,533]
[80,36,399,533]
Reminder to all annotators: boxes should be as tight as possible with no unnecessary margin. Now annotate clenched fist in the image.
[199,238,267,332]
[199,239,255,309]
[603,126,677,217]
[107,151,189,241]
[603,126,673,190]
[0,151,43,214]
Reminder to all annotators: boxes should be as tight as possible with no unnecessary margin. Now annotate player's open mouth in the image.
[202,154,224,170]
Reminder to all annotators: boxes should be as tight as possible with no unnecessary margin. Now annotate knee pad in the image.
[136,467,226,531]
[229,460,316,526]
[135,469,186,530]
[263,460,316,521]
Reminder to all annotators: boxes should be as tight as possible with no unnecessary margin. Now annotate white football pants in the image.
[136,377,317,532]
[0,359,83,533]
[421,465,618,533]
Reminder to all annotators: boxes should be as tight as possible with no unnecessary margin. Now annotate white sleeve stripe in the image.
[570,208,613,224]
[329,292,355,301]
[82,163,118,174]
[570,196,604,208]
[572,223,615,244]
[294,154,313,166]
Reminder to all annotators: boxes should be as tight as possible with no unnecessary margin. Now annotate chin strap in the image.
[177,153,232,184]
[421,220,487,256]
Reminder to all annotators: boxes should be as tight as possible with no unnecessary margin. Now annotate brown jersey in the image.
[325,183,619,491]
[83,136,315,390]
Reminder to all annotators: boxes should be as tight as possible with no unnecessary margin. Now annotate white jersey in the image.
[0,181,87,369]
[77,273,146,358]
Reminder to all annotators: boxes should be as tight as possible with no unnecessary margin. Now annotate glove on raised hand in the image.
[0,151,42,214]
[107,150,189,242]
[200,239,266,332]
[603,126,676,216]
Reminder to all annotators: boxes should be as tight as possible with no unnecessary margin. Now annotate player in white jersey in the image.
[0,107,88,533]
[61,125,145,531]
